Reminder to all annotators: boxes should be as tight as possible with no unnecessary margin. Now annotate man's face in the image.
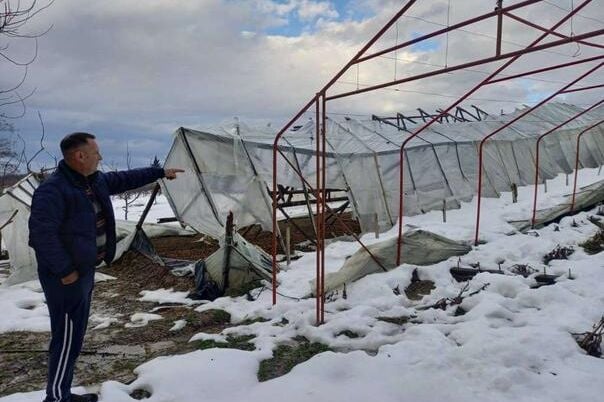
[77,139,102,176]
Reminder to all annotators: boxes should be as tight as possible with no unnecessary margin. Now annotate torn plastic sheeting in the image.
[310,229,471,296]
[204,233,275,293]
[510,178,604,232]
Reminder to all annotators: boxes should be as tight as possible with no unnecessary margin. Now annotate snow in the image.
[138,288,201,306]
[110,193,175,224]
[169,320,187,332]
[124,313,164,328]
[1,169,604,401]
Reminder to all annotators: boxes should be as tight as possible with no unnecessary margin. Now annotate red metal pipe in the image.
[561,84,604,94]
[328,27,603,101]
[475,62,602,242]
[530,99,604,228]
[396,0,595,263]
[321,94,327,324]
[272,98,315,305]
[315,94,321,324]
[496,0,503,56]
[320,0,417,94]
[354,0,543,65]
[571,120,604,212]
[271,149,281,304]
[265,0,405,275]
[504,11,604,50]
[271,1,418,307]
[488,56,604,85]
[273,146,388,270]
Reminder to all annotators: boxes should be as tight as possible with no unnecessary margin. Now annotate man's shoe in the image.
[70,393,99,402]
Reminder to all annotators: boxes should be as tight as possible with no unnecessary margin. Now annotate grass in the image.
[204,309,231,325]
[257,337,331,382]
[579,229,604,255]
[196,335,256,351]
[224,280,264,298]
[238,317,270,326]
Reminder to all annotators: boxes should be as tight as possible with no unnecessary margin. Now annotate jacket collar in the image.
[58,160,99,188]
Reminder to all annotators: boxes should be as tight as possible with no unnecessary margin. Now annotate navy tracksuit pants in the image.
[39,270,95,402]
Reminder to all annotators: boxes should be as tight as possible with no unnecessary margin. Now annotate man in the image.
[29,132,184,402]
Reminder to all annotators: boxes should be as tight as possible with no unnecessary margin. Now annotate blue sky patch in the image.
[410,31,441,52]
[266,0,375,37]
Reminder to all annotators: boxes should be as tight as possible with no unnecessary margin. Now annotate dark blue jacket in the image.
[29,160,165,279]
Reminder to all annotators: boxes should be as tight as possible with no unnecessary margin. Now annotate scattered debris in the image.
[542,245,574,265]
[419,283,489,312]
[573,317,604,358]
[533,273,559,287]
[508,264,538,278]
[450,260,503,282]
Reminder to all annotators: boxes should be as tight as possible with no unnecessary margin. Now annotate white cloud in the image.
[297,0,339,21]
[3,0,602,167]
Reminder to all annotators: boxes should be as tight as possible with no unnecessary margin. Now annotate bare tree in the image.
[0,118,21,187]
[0,1,54,184]
[118,143,144,220]
[1,1,53,117]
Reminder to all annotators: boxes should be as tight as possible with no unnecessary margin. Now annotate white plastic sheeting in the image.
[162,103,604,238]
[0,175,39,286]
[309,229,472,295]
[510,178,604,231]
[0,173,194,286]
[204,233,273,292]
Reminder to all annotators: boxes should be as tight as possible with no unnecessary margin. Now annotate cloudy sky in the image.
[1,0,603,169]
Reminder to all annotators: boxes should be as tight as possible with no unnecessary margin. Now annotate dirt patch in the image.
[241,212,361,253]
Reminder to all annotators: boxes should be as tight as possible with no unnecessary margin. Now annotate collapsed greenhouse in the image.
[161,102,604,239]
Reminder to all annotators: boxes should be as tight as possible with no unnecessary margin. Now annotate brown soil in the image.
[241,212,361,253]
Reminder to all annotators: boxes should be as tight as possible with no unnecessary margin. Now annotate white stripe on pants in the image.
[51,314,73,402]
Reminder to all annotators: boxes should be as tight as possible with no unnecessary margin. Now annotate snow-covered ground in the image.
[1,169,604,402]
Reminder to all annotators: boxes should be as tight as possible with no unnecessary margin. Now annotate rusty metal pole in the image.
[530,99,604,228]
[476,62,603,241]
[321,94,327,324]
[272,140,279,305]
[315,94,322,324]
[395,0,597,260]
[272,100,316,306]
[496,0,503,56]
[571,120,604,212]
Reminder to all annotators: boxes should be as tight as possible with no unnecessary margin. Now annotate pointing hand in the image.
[164,168,185,180]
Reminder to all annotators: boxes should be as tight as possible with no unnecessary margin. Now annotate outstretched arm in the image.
[103,167,184,195]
